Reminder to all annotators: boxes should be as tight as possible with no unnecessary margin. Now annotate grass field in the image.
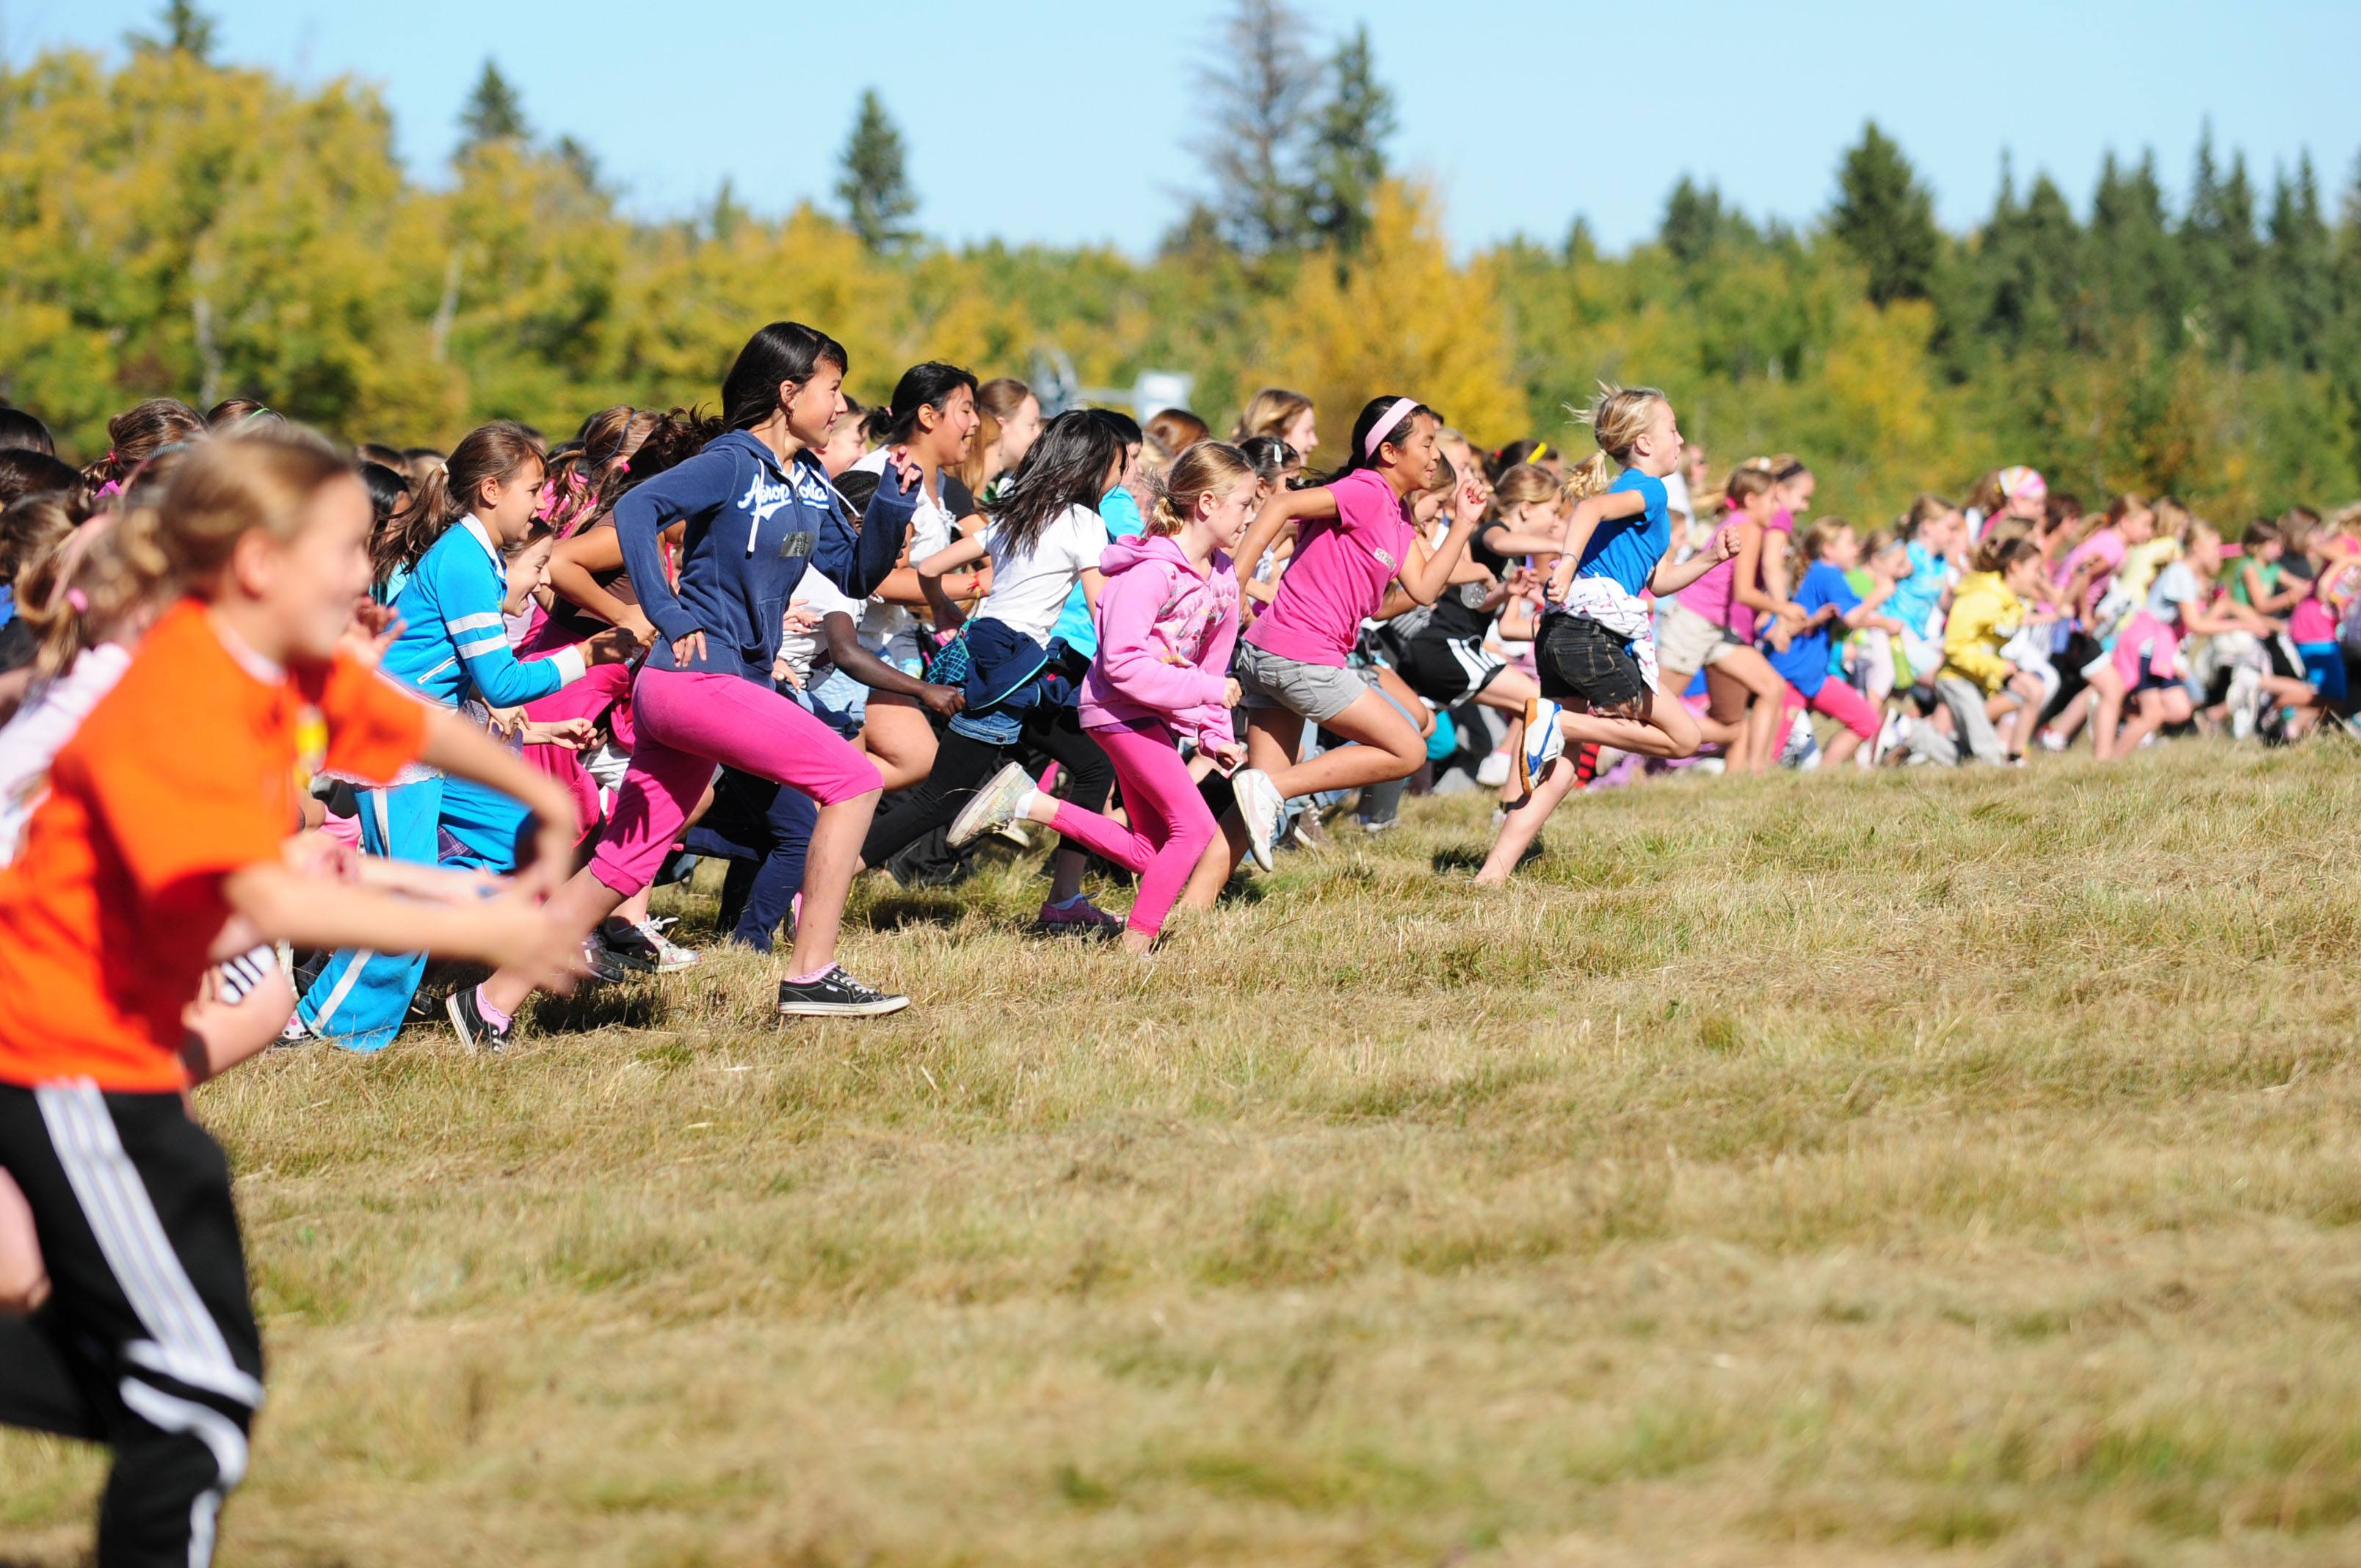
[6,741,2361,1566]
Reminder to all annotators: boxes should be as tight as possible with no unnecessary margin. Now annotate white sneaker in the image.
[1871,708,1905,766]
[1232,767,1285,872]
[2036,728,2067,753]
[1517,697,1564,794]
[1476,749,1512,788]
[949,761,1036,849]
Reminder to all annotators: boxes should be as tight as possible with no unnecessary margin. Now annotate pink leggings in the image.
[1045,720,1219,937]
[1783,678,1879,740]
[589,666,880,898]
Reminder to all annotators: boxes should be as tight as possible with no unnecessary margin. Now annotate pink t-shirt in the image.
[2292,596,2335,643]
[1245,468,1415,667]
[2059,529,2125,592]
[1675,509,1791,639]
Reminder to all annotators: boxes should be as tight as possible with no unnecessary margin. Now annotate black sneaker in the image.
[446,985,513,1053]
[777,966,910,1018]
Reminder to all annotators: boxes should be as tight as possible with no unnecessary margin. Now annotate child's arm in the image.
[1546,490,1650,600]
[222,863,585,995]
[1730,523,1802,625]
[1095,568,1228,716]
[821,611,963,716]
[1647,522,1742,596]
[616,449,733,665]
[915,533,988,578]
[1235,486,1338,595]
[413,708,581,899]
[547,526,656,645]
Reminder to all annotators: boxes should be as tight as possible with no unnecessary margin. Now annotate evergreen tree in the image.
[1829,121,1941,305]
[128,0,217,61]
[2089,149,2182,338]
[1191,0,1319,255]
[458,59,529,153]
[1301,26,1397,256]
[2214,150,2268,355]
[1660,178,1756,269]
[2268,155,2333,367]
[2180,123,2238,346]
[834,89,919,254]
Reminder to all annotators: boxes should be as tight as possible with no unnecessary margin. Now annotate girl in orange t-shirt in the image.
[0,432,592,1568]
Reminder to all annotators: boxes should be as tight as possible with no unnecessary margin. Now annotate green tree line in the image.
[4,4,2359,528]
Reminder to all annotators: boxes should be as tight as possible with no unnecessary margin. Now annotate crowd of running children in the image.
[0,324,2357,1562]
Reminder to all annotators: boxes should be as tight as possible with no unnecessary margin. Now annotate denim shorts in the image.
[1536,612,1648,712]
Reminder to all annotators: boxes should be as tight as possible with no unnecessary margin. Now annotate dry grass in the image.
[7,740,2361,1565]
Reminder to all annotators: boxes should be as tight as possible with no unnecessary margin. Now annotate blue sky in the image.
[8,1,2356,254]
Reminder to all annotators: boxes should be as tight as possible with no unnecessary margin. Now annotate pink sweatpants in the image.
[589,666,881,897]
[1046,719,1219,937]
[1782,678,1879,740]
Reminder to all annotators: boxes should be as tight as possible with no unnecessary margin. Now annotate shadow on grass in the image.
[1429,837,1542,874]
[858,893,972,932]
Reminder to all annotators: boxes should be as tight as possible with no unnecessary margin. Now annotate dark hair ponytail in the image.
[369,420,545,586]
[886,362,979,444]
[1317,395,1435,487]
[983,410,1125,559]
[719,322,850,435]
[82,399,204,493]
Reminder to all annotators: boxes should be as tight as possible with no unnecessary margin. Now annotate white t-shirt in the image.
[780,570,863,683]
[980,504,1109,645]
[850,449,958,648]
[0,641,134,867]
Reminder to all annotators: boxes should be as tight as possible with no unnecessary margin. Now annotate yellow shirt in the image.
[1941,570,2024,694]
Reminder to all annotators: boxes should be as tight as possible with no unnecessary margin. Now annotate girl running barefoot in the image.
[949,441,1255,951]
[0,433,589,1568]
[1475,385,1738,885]
[456,322,910,1040]
[1220,396,1483,872]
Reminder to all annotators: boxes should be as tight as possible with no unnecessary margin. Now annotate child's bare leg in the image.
[0,1169,45,1313]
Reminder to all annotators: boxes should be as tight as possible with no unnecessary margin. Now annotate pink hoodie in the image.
[1079,533,1240,748]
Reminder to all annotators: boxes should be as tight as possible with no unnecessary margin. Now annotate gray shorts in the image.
[1235,642,1368,723]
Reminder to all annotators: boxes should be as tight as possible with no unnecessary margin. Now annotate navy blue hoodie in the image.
[617,429,909,680]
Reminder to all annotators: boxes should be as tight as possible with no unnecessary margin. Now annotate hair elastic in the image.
[1363,397,1418,459]
[1529,440,1549,465]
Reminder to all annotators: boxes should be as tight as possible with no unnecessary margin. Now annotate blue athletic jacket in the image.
[619,430,909,682]
[382,516,582,710]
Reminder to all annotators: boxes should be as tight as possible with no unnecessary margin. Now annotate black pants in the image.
[862,703,1113,869]
[0,1082,262,1567]
[688,768,819,954]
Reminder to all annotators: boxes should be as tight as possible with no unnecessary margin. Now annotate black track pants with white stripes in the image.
[0,1081,263,1568]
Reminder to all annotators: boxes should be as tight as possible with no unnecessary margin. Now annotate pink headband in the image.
[1363,398,1418,459]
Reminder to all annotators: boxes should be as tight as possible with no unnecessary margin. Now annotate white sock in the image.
[1012,786,1045,820]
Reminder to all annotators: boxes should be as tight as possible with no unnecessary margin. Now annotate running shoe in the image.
[1871,708,1907,766]
[1231,767,1285,872]
[777,966,911,1018]
[2036,727,2068,753]
[1475,749,1512,788]
[949,761,1036,849]
[579,937,633,985]
[1035,896,1122,937]
[1517,697,1564,794]
[598,915,699,974]
[446,985,512,1053]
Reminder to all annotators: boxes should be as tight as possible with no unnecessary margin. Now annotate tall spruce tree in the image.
[1301,26,1397,255]
[128,0,218,60]
[835,90,919,254]
[1829,121,1941,305]
[458,59,529,153]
